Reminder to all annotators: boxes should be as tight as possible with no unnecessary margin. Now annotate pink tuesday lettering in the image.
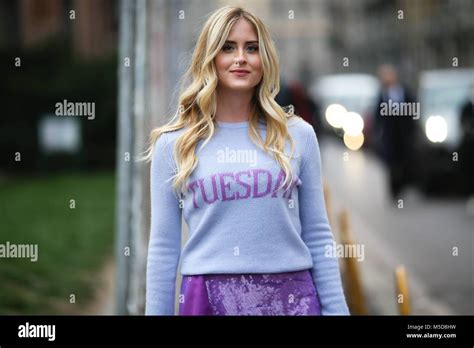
[186,168,301,209]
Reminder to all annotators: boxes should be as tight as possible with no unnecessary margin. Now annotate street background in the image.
[0,0,472,315]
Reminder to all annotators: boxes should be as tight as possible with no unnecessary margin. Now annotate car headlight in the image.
[342,112,364,137]
[425,115,447,143]
[325,104,346,128]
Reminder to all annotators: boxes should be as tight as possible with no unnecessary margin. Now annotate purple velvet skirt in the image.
[178,269,321,316]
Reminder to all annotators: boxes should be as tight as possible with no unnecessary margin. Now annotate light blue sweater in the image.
[145,116,350,315]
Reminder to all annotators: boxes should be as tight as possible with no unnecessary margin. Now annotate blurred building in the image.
[0,0,117,59]
[327,0,474,86]
[262,0,333,86]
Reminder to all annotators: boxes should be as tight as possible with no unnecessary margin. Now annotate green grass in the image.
[0,172,115,314]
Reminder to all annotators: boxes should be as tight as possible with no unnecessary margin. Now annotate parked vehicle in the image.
[415,68,474,194]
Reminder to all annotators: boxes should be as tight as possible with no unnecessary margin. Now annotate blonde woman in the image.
[144,6,349,316]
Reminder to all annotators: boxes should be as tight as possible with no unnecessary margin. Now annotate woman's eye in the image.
[222,45,258,52]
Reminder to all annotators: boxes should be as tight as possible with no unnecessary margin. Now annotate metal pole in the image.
[115,0,135,315]
[128,0,149,315]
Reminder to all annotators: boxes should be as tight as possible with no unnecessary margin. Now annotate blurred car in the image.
[415,68,474,194]
[309,73,379,150]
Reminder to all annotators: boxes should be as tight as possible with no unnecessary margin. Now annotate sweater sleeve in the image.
[145,132,182,315]
[298,127,350,315]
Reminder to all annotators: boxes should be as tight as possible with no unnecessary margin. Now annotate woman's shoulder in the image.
[154,126,186,147]
[150,127,186,166]
[287,115,315,140]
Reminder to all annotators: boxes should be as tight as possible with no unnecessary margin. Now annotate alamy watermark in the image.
[18,322,55,341]
[325,241,365,262]
[55,99,95,120]
[217,147,257,166]
[0,241,38,262]
[380,100,420,120]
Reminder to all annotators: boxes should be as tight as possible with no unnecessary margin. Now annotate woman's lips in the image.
[230,69,250,77]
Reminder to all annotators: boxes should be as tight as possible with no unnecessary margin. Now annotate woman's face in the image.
[214,18,263,93]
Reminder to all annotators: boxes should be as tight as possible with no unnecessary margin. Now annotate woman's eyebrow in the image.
[225,40,259,44]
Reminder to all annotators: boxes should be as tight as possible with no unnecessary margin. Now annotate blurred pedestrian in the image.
[276,80,322,136]
[373,64,417,198]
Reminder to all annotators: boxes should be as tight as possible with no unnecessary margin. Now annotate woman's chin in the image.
[223,82,256,92]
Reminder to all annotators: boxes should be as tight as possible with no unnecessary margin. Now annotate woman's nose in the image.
[235,49,246,62]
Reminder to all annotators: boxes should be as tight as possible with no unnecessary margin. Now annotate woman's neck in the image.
[215,87,254,123]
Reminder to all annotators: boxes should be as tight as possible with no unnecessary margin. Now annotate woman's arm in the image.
[145,132,182,315]
[298,126,350,315]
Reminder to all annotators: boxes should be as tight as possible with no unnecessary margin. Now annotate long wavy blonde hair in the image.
[141,5,300,197]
